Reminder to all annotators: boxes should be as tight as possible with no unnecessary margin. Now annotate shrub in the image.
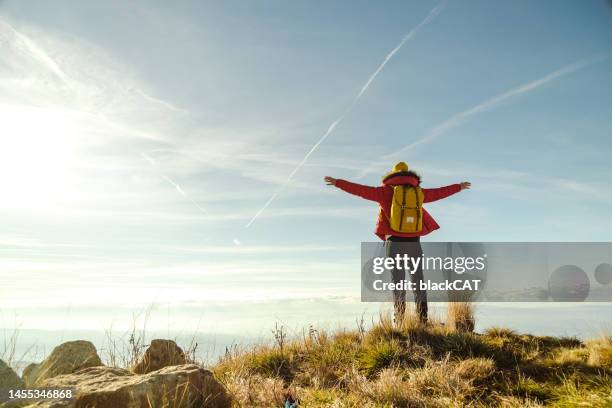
[359,339,403,377]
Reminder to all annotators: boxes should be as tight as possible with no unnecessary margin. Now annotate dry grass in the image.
[447,301,476,333]
[346,357,494,407]
[102,308,153,369]
[212,306,612,407]
[1,326,20,366]
[585,335,612,367]
[1,326,40,374]
[219,370,286,407]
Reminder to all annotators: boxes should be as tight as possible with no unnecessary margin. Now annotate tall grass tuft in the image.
[447,302,475,333]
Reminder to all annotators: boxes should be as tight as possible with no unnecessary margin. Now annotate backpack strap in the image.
[412,186,422,230]
[398,185,407,231]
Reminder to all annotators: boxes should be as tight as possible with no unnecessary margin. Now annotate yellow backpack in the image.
[388,185,424,233]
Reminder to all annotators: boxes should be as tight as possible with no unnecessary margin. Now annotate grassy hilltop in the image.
[1,304,610,407]
[212,304,611,407]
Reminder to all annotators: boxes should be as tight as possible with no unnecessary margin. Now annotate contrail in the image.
[385,55,609,159]
[245,2,446,228]
[245,191,280,228]
[140,152,208,214]
[356,2,446,100]
[161,176,208,214]
[141,152,157,165]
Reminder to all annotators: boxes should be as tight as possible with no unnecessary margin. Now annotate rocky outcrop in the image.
[31,364,230,408]
[22,341,102,387]
[131,339,186,374]
[0,358,25,391]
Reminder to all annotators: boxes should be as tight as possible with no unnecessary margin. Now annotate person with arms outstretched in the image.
[325,162,470,324]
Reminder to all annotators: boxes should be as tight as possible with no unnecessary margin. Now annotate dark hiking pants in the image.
[386,236,427,324]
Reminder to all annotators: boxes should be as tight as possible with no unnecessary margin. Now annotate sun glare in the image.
[0,105,78,210]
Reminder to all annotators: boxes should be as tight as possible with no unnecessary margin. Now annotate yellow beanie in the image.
[392,162,409,172]
[382,162,409,181]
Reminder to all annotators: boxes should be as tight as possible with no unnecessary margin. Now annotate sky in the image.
[1,0,612,351]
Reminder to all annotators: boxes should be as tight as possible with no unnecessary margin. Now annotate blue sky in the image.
[1,0,611,339]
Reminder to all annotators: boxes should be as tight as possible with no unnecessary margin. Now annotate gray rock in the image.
[132,339,186,374]
[22,341,102,387]
[34,364,230,408]
[0,359,24,389]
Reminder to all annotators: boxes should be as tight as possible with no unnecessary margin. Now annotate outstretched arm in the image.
[324,176,384,203]
[423,182,470,203]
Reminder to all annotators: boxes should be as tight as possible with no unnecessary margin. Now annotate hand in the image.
[324,176,337,186]
[460,182,471,190]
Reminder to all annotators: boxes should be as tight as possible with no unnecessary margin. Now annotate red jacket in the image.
[335,174,461,240]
